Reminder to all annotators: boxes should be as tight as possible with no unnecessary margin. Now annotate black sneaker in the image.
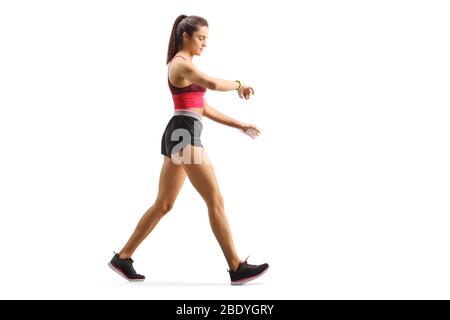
[108,253,145,281]
[228,256,269,285]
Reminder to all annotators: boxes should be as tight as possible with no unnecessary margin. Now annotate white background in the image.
[1,0,449,299]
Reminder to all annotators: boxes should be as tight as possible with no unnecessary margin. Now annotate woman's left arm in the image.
[203,98,243,129]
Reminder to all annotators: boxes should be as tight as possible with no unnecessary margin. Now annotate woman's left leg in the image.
[118,156,187,259]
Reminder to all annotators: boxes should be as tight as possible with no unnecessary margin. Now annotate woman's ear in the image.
[182,32,189,42]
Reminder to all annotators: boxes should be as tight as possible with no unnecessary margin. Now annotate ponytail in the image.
[166,15,187,65]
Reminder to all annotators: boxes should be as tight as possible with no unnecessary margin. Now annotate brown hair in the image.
[166,15,209,65]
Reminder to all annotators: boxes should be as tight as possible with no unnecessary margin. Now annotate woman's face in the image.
[183,26,208,56]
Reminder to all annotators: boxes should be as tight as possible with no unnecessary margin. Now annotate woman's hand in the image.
[237,83,255,100]
[238,123,261,139]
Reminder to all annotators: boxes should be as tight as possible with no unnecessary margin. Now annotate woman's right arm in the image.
[179,61,242,91]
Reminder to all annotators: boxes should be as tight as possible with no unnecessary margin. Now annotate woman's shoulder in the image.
[168,56,196,88]
[169,56,198,79]
[168,55,192,72]
[169,55,191,65]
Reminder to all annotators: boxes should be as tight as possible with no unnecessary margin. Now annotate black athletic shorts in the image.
[161,110,203,158]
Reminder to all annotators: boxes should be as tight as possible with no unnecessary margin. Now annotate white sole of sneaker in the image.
[230,266,269,285]
[108,262,145,282]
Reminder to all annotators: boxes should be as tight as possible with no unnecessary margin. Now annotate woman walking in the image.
[108,15,269,285]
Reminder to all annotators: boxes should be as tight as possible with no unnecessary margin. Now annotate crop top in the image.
[168,55,207,110]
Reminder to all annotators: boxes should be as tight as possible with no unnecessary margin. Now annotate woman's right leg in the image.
[179,145,241,272]
[118,156,186,259]
[179,146,269,284]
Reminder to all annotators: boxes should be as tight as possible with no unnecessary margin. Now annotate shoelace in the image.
[114,251,134,263]
[240,255,259,269]
[228,255,251,272]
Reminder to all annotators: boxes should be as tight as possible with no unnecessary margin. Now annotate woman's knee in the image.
[206,193,224,210]
[154,200,175,215]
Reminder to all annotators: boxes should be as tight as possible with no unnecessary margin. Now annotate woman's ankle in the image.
[229,259,241,272]
[119,251,131,260]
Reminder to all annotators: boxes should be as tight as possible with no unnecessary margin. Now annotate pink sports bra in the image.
[168,55,207,110]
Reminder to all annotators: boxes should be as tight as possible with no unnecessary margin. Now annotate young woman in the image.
[108,15,269,285]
